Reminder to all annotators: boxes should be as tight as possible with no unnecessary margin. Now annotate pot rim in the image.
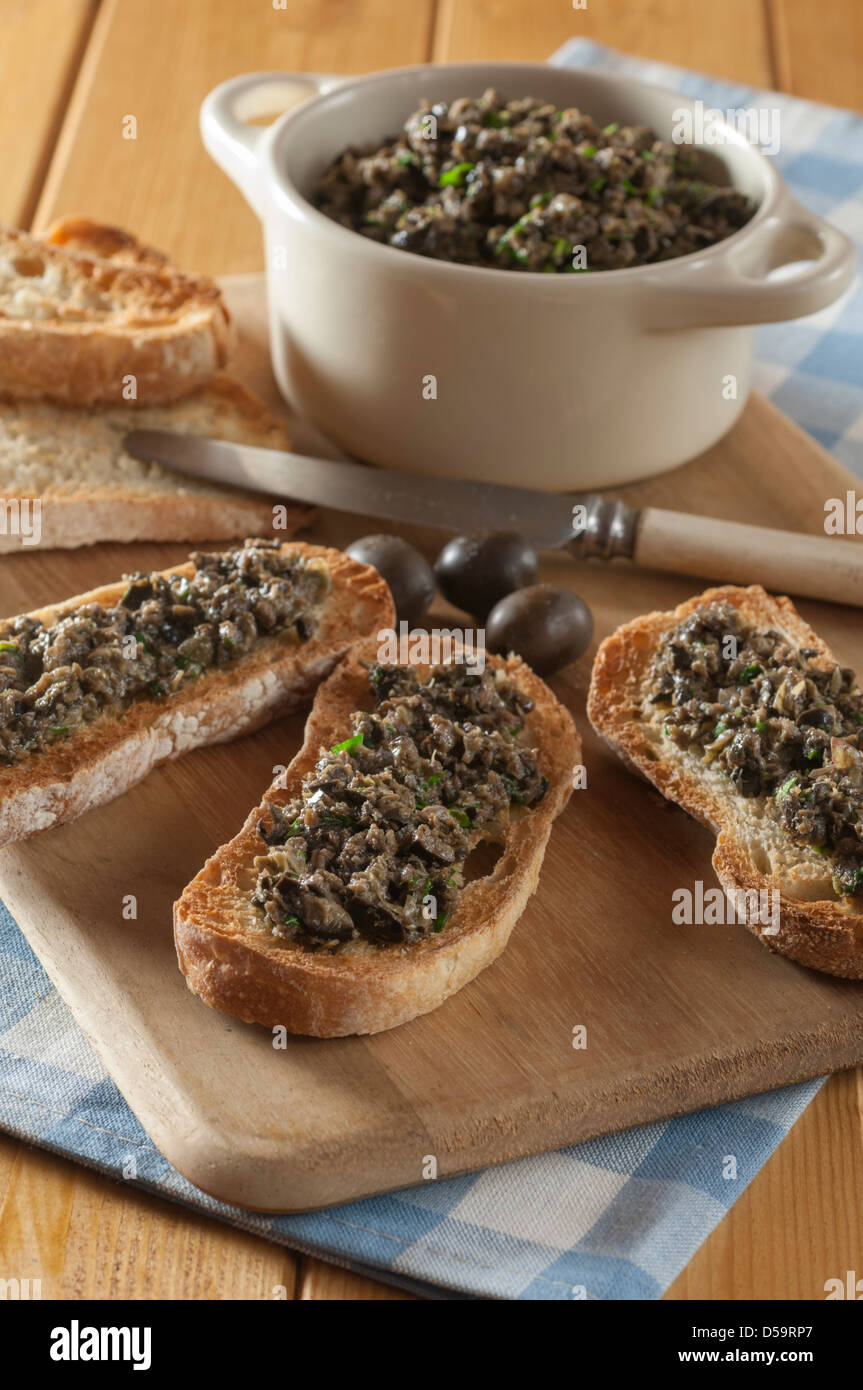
[262,59,782,288]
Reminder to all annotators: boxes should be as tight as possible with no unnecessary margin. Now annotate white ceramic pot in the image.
[201,62,856,490]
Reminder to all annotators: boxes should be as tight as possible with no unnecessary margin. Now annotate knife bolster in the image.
[567,494,638,561]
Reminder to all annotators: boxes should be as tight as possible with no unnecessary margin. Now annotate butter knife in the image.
[124,430,863,608]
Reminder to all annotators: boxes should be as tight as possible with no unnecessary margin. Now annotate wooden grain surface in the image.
[32,0,436,275]
[772,0,863,105]
[436,0,775,86]
[0,0,861,1302]
[0,0,97,228]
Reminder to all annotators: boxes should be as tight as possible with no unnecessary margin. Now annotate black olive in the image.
[276,878,301,907]
[799,708,832,730]
[434,531,538,619]
[734,765,762,798]
[120,577,153,611]
[370,664,414,702]
[485,585,594,676]
[347,898,406,944]
[359,714,384,748]
[345,535,435,626]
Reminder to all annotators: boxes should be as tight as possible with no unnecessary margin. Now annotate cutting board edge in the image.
[26,924,853,1213]
[5,853,854,1213]
[152,1034,852,1213]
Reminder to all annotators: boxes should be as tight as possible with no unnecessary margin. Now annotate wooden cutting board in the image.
[1,276,862,1212]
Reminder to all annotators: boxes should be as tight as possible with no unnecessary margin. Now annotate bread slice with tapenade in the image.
[587,585,863,978]
[174,642,579,1036]
[0,373,312,551]
[0,540,393,848]
[0,223,230,405]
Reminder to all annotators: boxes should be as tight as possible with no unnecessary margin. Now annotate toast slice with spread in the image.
[587,585,863,978]
[174,642,580,1036]
[0,541,393,847]
[0,222,230,405]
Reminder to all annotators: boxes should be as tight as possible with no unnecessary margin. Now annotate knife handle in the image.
[633,507,863,607]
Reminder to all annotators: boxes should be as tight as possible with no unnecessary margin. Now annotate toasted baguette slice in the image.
[0,373,312,551]
[43,216,171,271]
[587,585,863,978]
[0,224,230,405]
[174,641,580,1036]
[0,544,393,848]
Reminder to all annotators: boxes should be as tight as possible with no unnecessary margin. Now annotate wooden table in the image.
[1,0,862,1302]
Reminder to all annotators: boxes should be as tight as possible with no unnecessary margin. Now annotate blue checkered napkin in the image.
[0,901,822,1300]
[553,40,863,475]
[0,45,850,1302]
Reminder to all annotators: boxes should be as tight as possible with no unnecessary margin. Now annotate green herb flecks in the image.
[775,774,798,802]
[739,664,762,686]
[439,162,475,188]
[331,732,364,756]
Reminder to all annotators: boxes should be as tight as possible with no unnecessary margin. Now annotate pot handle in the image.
[640,192,856,329]
[200,71,345,217]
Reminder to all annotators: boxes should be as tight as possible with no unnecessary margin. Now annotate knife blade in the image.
[124,430,578,548]
[124,429,863,607]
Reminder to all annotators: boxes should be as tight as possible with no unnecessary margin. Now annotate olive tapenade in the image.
[0,540,329,767]
[253,661,547,949]
[315,87,754,272]
[648,602,863,898]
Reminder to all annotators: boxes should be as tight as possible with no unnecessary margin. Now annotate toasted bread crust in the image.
[43,216,172,271]
[0,545,393,848]
[587,584,863,978]
[0,224,230,405]
[0,492,308,552]
[174,644,580,1036]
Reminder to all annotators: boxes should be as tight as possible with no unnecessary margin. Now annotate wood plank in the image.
[435,0,773,86]
[298,1257,416,1300]
[0,1133,299,1299]
[0,0,98,229]
[770,0,863,110]
[666,1069,863,1298]
[32,0,436,275]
